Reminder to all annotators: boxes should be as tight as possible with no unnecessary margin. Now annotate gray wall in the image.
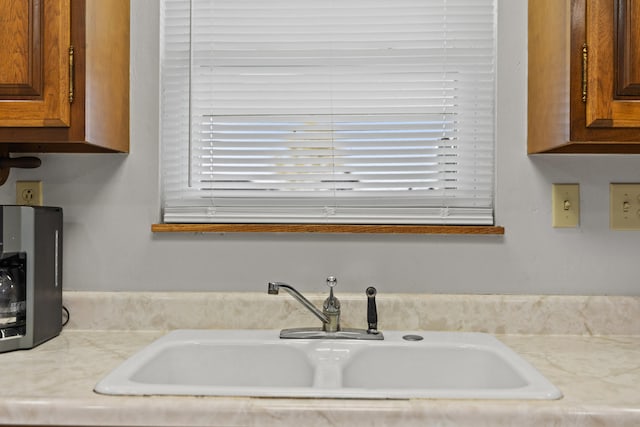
[1,0,639,295]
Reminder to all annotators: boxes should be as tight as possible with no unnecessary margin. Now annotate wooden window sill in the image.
[151,224,505,235]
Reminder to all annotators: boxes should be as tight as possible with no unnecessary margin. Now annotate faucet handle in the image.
[323,276,340,315]
[326,276,337,289]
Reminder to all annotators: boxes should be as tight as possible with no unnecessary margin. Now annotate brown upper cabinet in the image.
[528,0,640,153]
[0,0,129,153]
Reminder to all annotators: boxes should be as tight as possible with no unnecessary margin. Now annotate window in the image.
[160,0,496,225]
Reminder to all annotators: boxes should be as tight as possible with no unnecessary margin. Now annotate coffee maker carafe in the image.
[0,253,27,337]
[0,206,62,352]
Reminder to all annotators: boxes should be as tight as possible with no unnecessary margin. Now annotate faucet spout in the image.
[267,282,329,324]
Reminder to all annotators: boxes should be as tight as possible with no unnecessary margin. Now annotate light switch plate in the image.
[610,183,640,230]
[552,184,579,228]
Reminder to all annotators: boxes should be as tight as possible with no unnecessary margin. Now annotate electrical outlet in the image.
[610,183,640,230]
[552,184,580,228]
[16,181,43,206]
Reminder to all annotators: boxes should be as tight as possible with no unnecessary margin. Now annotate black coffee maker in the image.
[0,206,63,352]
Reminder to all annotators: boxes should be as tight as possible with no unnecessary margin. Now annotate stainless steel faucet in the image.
[267,276,383,340]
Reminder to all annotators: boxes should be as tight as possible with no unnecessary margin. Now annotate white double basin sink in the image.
[95,329,562,400]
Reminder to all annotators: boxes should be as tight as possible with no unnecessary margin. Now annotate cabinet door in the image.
[0,0,71,127]
[586,0,640,127]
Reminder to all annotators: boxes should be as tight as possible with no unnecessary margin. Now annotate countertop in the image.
[0,292,639,427]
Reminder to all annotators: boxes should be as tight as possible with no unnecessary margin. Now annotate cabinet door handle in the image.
[69,46,75,104]
[581,43,588,103]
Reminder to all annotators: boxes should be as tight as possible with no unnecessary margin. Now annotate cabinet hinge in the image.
[68,46,75,104]
[581,43,588,103]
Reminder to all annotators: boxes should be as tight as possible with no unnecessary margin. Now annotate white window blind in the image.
[160,0,496,224]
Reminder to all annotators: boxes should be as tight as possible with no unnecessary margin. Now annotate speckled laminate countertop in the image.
[0,292,638,427]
